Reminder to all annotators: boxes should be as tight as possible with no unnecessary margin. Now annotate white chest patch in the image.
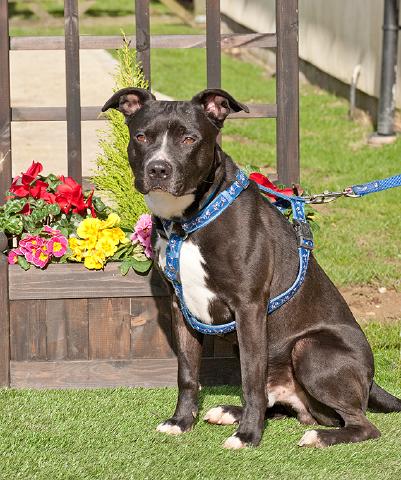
[144,191,195,220]
[180,241,216,324]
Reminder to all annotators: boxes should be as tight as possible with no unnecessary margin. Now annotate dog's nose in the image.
[146,160,172,180]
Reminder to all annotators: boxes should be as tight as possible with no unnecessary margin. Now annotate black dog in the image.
[102,87,401,449]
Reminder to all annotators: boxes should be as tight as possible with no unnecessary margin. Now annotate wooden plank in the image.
[11,103,277,122]
[10,300,47,361]
[130,296,174,358]
[0,0,12,203]
[12,106,102,121]
[206,0,221,89]
[0,246,10,386]
[9,263,169,300]
[10,359,178,388]
[88,298,131,359]
[64,0,82,183]
[9,357,240,388]
[276,0,300,185]
[46,299,89,360]
[135,0,151,87]
[10,33,277,51]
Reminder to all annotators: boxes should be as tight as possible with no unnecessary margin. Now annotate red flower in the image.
[55,176,95,216]
[9,161,48,200]
[249,172,294,201]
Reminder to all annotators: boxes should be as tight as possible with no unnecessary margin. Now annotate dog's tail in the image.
[368,381,401,413]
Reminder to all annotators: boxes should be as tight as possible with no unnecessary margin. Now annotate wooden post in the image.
[135,0,151,88]
[0,233,10,387]
[64,0,82,183]
[0,0,12,203]
[206,0,221,89]
[276,0,300,185]
[206,0,221,144]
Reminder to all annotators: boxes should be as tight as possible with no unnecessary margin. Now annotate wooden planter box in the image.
[0,261,240,388]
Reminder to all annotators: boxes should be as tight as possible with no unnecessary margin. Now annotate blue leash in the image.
[304,173,401,203]
[162,170,313,335]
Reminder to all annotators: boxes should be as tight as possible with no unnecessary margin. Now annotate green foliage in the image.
[0,196,61,236]
[92,35,148,230]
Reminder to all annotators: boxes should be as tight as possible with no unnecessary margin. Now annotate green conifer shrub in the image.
[92,36,148,229]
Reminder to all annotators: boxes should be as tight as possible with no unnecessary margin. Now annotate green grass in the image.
[0,323,400,480]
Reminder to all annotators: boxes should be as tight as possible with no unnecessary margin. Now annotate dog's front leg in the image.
[224,303,268,449]
[156,296,203,435]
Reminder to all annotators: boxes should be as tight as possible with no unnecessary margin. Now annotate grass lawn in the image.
[0,322,400,480]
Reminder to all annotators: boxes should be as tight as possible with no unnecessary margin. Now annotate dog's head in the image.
[102,88,249,202]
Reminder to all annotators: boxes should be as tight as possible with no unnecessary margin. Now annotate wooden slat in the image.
[0,0,12,203]
[11,104,277,122]
[46,299,89,360]
[8,264,169,300]
[10,300,47,361]
[276,0,300,185]
[10,357,240,388]
[10,33,277,51]
[130,296,174,358]
[135,0,151,87]
[11,106,102,121]
[64,0,82,183]
[88,298,131,359]
[206,0,221,89]
[0,253,10,386]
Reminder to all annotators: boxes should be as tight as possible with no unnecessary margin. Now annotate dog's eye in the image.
[182,136,196,145]
[135,133,147,143]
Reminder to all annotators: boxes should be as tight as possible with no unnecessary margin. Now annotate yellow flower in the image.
[69,237,85,261]
[96,236,118,258]
[84,250,106,270]
[77,218,102,240]
[100,213,120,229]
[98,227,126,245]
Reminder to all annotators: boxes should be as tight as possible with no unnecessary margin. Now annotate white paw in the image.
[223,435,246,450]
[204,407,238,425]
[298,430,323,448]
[156,422,184,435]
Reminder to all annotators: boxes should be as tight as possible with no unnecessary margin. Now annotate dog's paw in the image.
[204,406,240,425]
[298,430,325,448]
[156,421,185,435]
[223,434,247,450]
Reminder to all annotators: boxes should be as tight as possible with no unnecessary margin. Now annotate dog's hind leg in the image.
[292,336,381,448]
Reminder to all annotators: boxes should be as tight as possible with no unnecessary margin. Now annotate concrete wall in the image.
[220,0,398,106]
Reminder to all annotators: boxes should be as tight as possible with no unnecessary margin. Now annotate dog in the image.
[102,87,401,449]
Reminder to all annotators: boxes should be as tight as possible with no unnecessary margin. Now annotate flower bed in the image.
[1,161,152,275]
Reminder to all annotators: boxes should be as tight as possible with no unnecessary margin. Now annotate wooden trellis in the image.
[0,0,299,388]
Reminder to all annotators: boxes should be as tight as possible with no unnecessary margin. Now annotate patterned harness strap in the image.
[162,170,314,335]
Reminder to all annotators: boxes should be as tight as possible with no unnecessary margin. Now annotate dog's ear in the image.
[102,87,156,118]
[191,89,249,128]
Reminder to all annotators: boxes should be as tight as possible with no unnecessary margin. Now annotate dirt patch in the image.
[340,285,401,324]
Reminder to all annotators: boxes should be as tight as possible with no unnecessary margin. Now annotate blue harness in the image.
[161,170,313,335]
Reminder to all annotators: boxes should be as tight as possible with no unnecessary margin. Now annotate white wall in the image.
[221,0,400,105]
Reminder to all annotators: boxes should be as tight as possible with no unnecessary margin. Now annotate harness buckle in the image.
[293,219,314,250]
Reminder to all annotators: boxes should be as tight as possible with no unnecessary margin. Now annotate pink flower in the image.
[131,214,153,258]
[19,235,44,255]
[30,247,51,268]
[48,235,68,258]
[8,248,22,265]
[43,225,62,236]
